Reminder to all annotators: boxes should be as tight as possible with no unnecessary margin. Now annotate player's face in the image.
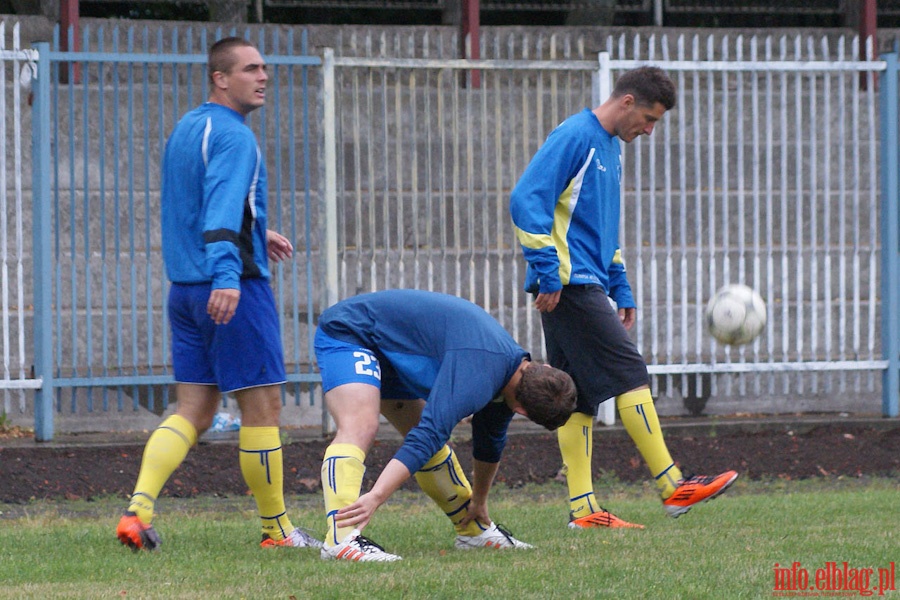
[215,46,268,116]
[617,99,667,143]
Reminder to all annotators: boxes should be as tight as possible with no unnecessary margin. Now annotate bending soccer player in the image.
[315,289,577,561]
[510,65,738,530]
[116,37,320,552]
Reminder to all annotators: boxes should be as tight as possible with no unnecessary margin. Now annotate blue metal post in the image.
[880,51,900,418]
[32,42,55,440]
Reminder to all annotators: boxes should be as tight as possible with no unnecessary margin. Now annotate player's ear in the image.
[512,405,528,417]
[211,70,228,90]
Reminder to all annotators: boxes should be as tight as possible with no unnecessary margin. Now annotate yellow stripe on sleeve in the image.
[513,149,595,289]
[514,227,554,250]
[553,182,575,285]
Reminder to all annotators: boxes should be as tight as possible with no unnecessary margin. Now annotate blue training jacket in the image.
[161,102,271,289]
[510,108,636,309]
[317,289,529,474]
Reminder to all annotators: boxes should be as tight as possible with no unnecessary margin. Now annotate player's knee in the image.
[333,417,380,449]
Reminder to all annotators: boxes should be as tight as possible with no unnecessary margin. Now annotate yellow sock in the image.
[415,445,481,536]
[239,426,294,540]
[557,411,602,519]
[321,443,366,547]
[616,389,683,499]
[127,414,197,524]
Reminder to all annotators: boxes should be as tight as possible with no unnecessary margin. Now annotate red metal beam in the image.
[461,0,480,88]
[860,0,877,57]
[859,0,877,90]
[60,0,81,84]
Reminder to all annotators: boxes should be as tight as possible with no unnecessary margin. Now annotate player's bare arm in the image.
[458,458,500,527]
[335,458,411,530]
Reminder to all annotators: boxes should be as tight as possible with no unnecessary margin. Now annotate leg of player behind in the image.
[379,399,529,550]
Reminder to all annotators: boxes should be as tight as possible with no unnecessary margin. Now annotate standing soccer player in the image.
[510,66,738,529]
[116,37,321,551]
[314,289,577,561]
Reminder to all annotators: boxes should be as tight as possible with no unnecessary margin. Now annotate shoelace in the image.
[354,534,388,553]
[493,524,516,545]
[681,473,715,485]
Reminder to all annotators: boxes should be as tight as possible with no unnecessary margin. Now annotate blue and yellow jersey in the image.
[317,289,528,474]
[510,108,635,309]
[161,102,270,289]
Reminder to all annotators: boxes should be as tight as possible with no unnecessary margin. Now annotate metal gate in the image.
[26,24,324,440]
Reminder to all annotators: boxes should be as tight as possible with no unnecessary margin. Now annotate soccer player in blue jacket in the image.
[117,37,320,552]
[510,66,738,530]
[315,289,577,561]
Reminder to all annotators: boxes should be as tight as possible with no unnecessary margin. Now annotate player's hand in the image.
[334,491,382,531]
[266,229,294,263]
[207,288,240,325]
[620,307,636,330]
[457,499,490,528]
[534,290,561,312]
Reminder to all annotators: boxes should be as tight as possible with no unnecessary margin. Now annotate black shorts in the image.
[540,285,649,415]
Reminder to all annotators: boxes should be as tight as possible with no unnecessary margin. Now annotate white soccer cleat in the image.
[454,523,534,550]
[320,529,402,562]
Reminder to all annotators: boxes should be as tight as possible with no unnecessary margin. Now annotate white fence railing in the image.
[324,32,889,419]
[0,22,40,419]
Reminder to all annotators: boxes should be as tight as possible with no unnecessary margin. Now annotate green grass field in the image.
[0,477,897,600]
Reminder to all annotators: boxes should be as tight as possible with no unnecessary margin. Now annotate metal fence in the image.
[2,23,898,440]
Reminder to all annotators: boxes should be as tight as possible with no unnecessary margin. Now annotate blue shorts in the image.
[314,329,418,399]
[169,279,286,393]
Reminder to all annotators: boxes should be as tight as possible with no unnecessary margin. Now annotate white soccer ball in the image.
[705,284,767,346]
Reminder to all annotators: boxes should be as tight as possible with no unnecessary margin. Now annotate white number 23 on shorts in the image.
[352,351,382,381]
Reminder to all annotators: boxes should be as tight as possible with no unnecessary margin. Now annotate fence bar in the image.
[323,48,339,309]
[31,42,54,441]
[649,360,888,375]
[879,51,900,417]
[597,51,615,427]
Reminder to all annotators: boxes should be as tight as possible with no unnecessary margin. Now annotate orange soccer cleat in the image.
[663,471,739,518]
[568,509,645,529]
[116,512,161,551]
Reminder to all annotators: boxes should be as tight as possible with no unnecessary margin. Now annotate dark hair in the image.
[611,66,676,110]
[208,37,255,85]
[515,364,577,431]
